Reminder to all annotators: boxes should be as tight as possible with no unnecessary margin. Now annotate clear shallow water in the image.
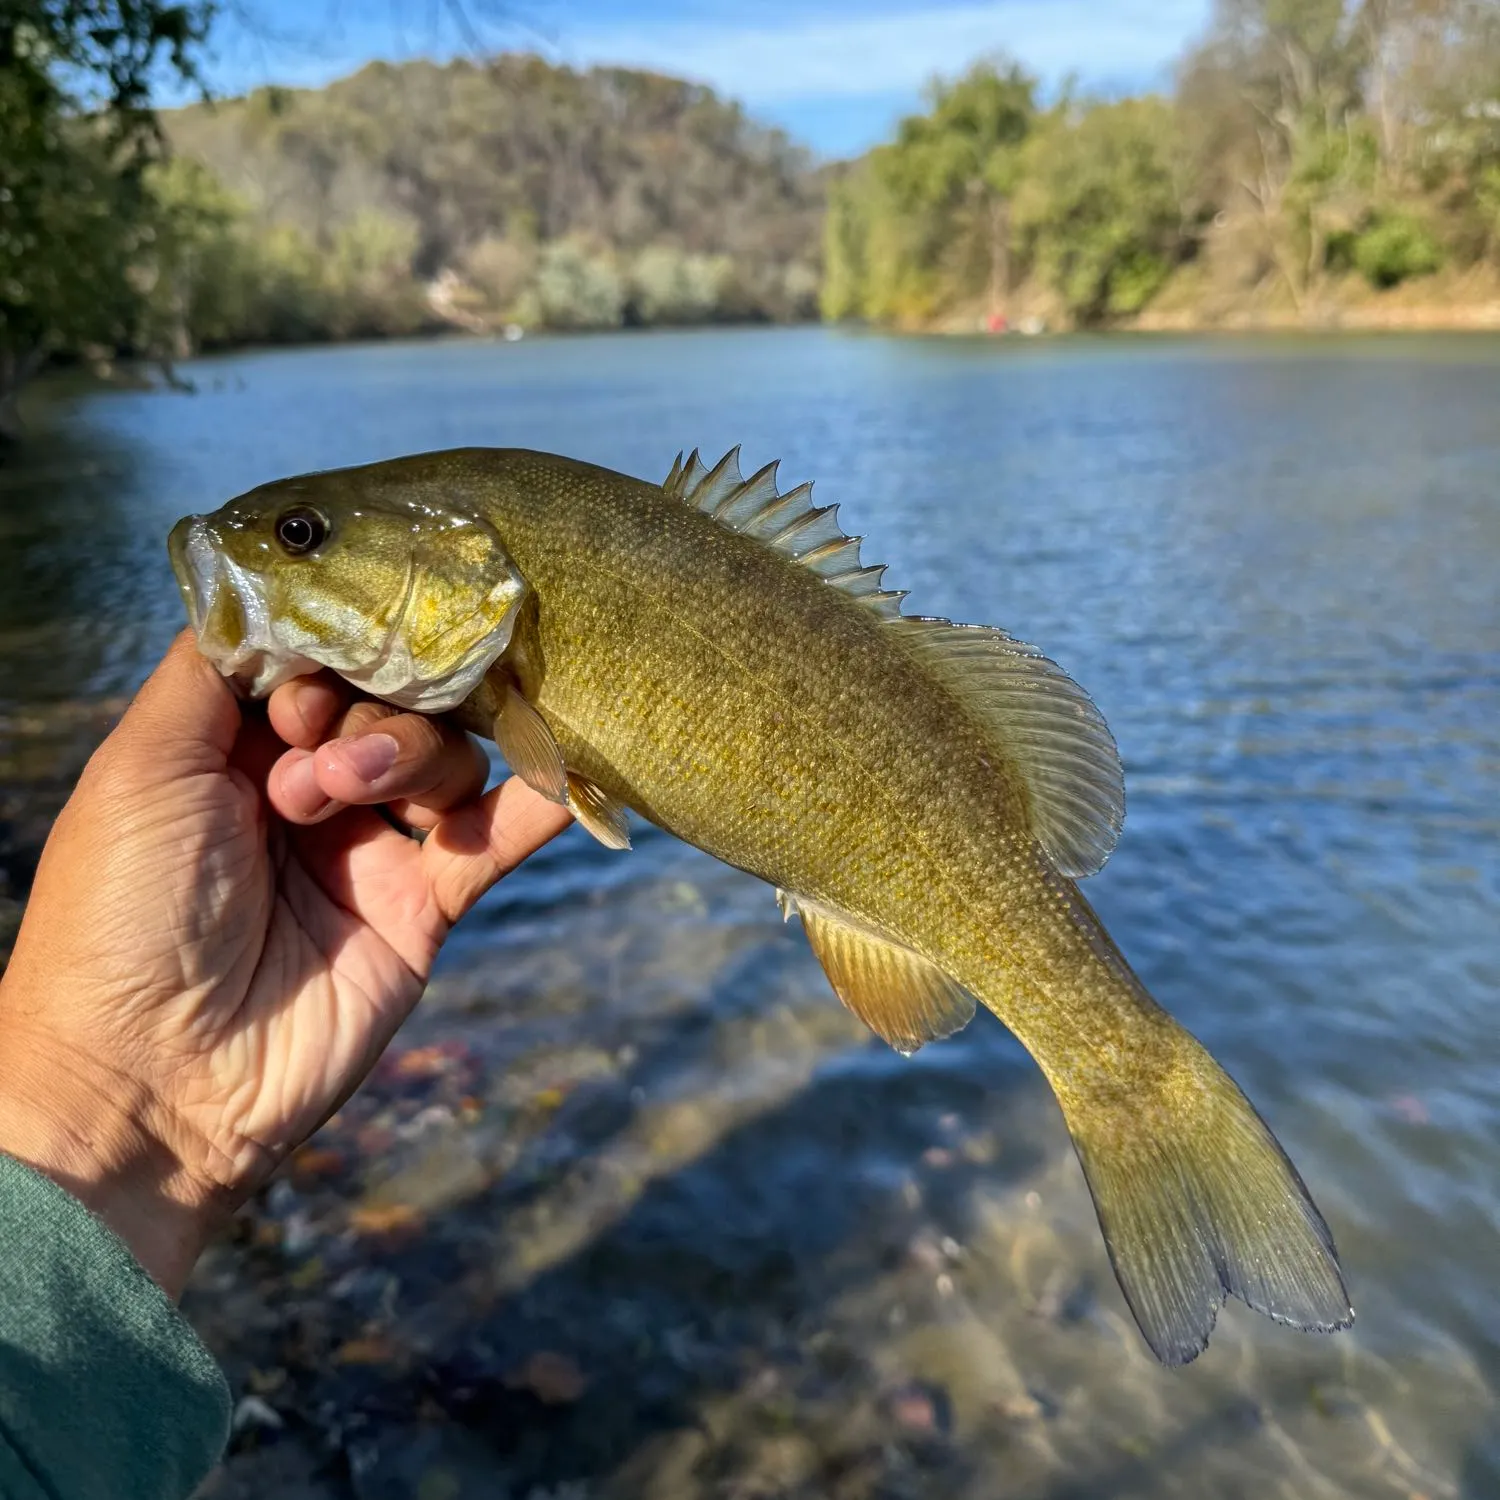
[2,329,1497,1496]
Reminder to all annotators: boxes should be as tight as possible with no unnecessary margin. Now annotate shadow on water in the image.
[0,409,169,698]
[0,412,167,958]
[403,1075,1047,1493]
[193,984,1061,1499]
[187,875,1493,1500]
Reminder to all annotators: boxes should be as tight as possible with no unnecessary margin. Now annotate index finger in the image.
[422,776,576,928]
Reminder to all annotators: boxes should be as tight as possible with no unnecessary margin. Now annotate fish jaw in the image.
[168,515,320,698]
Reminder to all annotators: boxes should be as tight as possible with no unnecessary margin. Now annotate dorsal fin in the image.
[664,448,1124,876]
[663,446,907,620]
[891,618,1124,878]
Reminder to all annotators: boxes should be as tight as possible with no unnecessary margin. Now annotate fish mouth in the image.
[167,514,318,698]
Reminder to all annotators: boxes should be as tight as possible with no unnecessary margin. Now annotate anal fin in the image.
[493,681,567,803]
[780,893,975,1056]
[567,771,631,850]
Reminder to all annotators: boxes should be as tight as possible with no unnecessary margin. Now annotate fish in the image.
[168,445,1353,1365]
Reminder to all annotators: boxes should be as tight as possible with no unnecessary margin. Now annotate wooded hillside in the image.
[155,56,825,346]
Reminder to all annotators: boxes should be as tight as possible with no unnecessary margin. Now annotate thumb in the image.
[111,630,243,770]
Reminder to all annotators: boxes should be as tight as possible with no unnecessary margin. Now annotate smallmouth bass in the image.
[169,445,1352,1364]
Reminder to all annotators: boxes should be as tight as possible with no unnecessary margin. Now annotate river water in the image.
[1,328,1497,1498]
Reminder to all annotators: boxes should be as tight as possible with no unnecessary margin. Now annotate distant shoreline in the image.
[920,297,1500,340]
[19,313,1500,423]
[1131,304,1500,335]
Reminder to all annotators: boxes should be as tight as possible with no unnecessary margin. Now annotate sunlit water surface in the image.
[2,329,1497,1498]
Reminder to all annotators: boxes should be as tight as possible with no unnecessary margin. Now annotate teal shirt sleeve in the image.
[0,1154,230,1499]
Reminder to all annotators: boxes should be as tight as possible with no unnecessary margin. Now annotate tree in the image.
[527,239,624,329]
[821,59,1036,325]
[1178,0,1377,310]
[0,2,214,435]
[1015,97,1188,323]
[874,59,1036,319]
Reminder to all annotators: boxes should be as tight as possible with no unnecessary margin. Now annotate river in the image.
[2,327,1497,1498]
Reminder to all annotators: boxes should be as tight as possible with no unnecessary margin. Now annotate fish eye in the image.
[274,506,329,556]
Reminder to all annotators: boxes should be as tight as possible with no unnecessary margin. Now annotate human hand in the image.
[0,631,571,1297]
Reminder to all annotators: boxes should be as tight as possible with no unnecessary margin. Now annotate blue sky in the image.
[194,0,1213,159]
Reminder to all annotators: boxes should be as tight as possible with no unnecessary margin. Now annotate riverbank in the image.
[12,290,1500,442]
[923,264,1500,337]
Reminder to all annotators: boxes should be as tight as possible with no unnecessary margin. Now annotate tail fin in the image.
[1059,1032,1353,1365]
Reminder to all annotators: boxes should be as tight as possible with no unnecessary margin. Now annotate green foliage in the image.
[627,247,733,324]
[528,240,624,329]
[139,156,431,350]
[1474,164,1500,260]
[830,70,1185,326]
[322,212,426,338]
[0,82,139,353]
[161,55,824,335]
[829,0,1500,327]
[1353,213,1444,287]
[819,170,869,322]
[1015,97,1183,322]
[822,60,1036,325]
[0,1,213,420]
[140,155,249,350]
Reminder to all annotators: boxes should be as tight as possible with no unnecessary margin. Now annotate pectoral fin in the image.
[567,772,631,850]
[492,683,567,803]
[780,893,975,1055]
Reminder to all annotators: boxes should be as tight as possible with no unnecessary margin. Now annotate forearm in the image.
[0,1015,214,1299]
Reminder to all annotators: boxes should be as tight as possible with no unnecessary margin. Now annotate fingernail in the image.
[335,732,399,783]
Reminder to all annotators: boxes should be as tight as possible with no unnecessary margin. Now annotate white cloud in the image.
[548,0,1211,103]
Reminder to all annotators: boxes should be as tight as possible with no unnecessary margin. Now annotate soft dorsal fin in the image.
[779,892,976,1056]
[665,447,1124,877]
[891,618,1124,878]
[664,446,907,620]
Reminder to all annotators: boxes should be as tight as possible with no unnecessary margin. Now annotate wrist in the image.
[0,1024,214,1298]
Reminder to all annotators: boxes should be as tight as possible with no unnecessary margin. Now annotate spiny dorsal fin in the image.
[663,446,907,620]
[890,619,1124,878]
[665,449,1123,876]
[780,891,976,1056]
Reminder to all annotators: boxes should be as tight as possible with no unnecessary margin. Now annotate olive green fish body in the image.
[480,460,1013,919]
[170,444,1353,1366]
[461,456,1164,1071]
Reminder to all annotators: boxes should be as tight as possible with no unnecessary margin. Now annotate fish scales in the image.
[169,444,1353,1367]
[494,461,1140,1065]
